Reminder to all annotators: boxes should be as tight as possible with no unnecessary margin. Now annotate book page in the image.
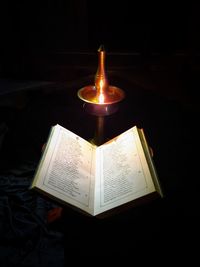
[32,125,96,213]
[94,126,156,215]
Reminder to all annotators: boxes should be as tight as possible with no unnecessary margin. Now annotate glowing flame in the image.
[99,93,104,104]
[99,80,103,91]
[98,79,105,104]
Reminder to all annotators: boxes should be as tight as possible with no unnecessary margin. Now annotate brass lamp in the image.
[77,45,125,116]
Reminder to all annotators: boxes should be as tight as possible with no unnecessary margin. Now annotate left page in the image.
[31,124,96,215]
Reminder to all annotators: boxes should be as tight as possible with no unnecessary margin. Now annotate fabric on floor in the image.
[0,160,64,267]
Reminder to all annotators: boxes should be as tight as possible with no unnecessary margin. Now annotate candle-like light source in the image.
[77,45,125,115]
[98,80,105,104]
[99,93,104,104]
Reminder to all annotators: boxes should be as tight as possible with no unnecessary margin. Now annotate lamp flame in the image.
[77,45,125,106]
[99,93,104,104]
[98,80,105,103]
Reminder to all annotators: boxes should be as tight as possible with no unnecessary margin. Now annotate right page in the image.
[93,126,158,216]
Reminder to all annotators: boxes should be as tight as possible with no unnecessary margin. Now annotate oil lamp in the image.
[77,45,125,116]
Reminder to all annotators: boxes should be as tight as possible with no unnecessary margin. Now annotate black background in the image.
[1,2,199,56]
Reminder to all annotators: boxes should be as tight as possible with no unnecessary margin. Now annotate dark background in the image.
[1,1,199,53]
[0,1,200,266]
[1,2,200,80]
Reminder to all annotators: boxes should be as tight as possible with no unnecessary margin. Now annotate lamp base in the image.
[83,102,119,116]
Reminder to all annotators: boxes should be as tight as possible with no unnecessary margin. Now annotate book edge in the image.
[137,128,164,198]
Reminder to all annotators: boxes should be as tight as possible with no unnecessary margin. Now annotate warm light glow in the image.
[99,79,103,92]
[99,93,104,104]
[77,45,125,107]
[98,79,105,103]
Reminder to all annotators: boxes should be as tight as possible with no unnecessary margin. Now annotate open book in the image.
[31,124,163,216]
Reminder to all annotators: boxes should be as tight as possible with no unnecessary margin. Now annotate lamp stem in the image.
[92,116,105,146]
